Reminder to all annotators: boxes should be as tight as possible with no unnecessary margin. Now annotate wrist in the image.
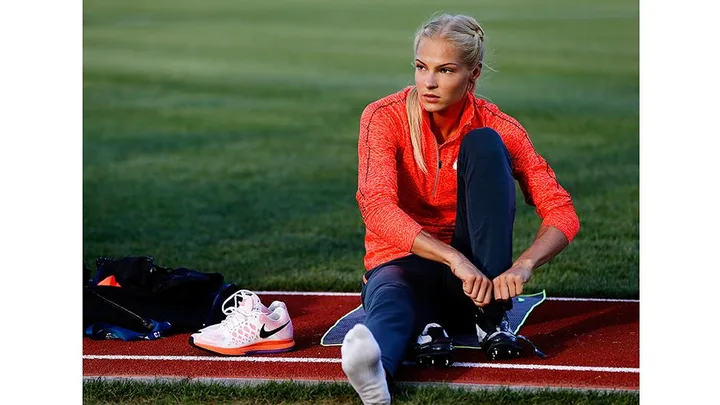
[445,251,467,272]
[513,258,535,271]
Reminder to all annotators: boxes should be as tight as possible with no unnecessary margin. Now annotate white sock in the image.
[341,324,391,405]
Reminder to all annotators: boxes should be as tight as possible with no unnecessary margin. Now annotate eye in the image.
[440,67,454,73]
[415,64,426,71]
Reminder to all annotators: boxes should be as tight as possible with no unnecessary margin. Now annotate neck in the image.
[428,94,468,144]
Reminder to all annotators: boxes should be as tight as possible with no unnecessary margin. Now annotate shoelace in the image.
[221,292,244,316]
[218,290,261,329]
[220,305,252,330]
[221,289,265,316]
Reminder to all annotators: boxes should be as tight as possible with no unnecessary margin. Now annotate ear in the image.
[470,64,482,82]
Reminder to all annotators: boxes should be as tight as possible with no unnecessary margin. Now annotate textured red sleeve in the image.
[356,104,424,252]
[490,112,580,242]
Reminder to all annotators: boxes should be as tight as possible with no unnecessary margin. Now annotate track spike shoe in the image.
[476,307,546,360]
[413,323,455,368]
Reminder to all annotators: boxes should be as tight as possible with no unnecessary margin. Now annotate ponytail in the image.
[406,86,428,174]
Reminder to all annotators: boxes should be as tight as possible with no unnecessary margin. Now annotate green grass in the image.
[83,380,639,405]
[83,0,638,298]
[83,0,638,401]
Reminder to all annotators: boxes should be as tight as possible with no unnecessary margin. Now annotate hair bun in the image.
[473,26,485,40]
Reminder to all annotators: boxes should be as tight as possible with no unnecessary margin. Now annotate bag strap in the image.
[85,287,155,332]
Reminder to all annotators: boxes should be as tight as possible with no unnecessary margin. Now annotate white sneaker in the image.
[196,289,286,334]
[190,290,294,356]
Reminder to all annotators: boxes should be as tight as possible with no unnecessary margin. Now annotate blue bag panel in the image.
[85,319,172,341]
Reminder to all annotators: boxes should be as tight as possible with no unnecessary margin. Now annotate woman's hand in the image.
[450,257,493,307]
[493,262,533,301]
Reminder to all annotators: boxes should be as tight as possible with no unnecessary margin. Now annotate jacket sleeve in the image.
[356,104,423,252]
[491,114,580,242]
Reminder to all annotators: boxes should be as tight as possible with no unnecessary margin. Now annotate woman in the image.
[341,13,580,404]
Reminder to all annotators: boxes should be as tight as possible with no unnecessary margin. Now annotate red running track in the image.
[83,292,639,391]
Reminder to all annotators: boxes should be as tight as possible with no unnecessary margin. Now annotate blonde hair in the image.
[407,14,486,173]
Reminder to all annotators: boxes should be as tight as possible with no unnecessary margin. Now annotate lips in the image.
[423,94,440,103]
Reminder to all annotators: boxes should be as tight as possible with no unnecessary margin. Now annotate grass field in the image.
[83,0,639,402]
[84,380,638,405]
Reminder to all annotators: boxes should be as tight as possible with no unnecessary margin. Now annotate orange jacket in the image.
[356,87,580,271]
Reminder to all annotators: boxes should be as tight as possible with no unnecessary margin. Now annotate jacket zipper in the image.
[431,142,440,197]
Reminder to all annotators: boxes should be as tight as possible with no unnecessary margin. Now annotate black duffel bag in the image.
[83,256,239,340]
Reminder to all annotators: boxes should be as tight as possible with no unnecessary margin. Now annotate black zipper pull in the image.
[438,161,442,169]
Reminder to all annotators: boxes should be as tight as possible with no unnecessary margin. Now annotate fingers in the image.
[469,268,530,307]
[513,276,524,296]
[469,276,491,307]
[500,279,511,300]
[457,262,473,295]
[493,274,524,301]
[493,277,511,300]
[493,277,503,301]
[464,276,479,302]
[481,279,492,305]
[455,261,492,306]
[470,276,482,300]
[462,278,472,295]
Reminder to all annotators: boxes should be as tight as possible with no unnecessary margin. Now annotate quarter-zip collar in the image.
[420,92,479,149]
[420,92,479,197]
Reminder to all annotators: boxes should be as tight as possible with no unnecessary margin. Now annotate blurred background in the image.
[83,0,638,297]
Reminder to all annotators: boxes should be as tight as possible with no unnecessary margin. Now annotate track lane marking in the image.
[83,355,638,373]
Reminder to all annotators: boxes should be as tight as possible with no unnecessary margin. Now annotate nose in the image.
[425,73,438,89]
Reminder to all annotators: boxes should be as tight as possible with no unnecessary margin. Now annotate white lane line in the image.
[545,297,639,303]
[83,355,638,373]
[84,355,340,363]
[255,291,638,303]
[451,362,639,373]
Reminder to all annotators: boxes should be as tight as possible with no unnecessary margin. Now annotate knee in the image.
[369,282,414,308]
[460,127,508,159]
[365,282,416,324]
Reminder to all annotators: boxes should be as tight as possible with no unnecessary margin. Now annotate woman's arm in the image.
[410,230,462,267]
[484,108,580,300]
[514,225,569,271]
[356,104,424,252]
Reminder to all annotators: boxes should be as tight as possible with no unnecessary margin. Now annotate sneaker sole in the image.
[414,341,455,368]
[486,341,522,360]
[416,352,454,367]
[189,337,295,356]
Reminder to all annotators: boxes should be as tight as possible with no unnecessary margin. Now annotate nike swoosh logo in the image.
[259,321,290,338]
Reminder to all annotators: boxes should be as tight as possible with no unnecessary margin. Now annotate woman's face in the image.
[414,37,478,113]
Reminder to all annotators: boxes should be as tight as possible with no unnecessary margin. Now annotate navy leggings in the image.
[361,127,516,378]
